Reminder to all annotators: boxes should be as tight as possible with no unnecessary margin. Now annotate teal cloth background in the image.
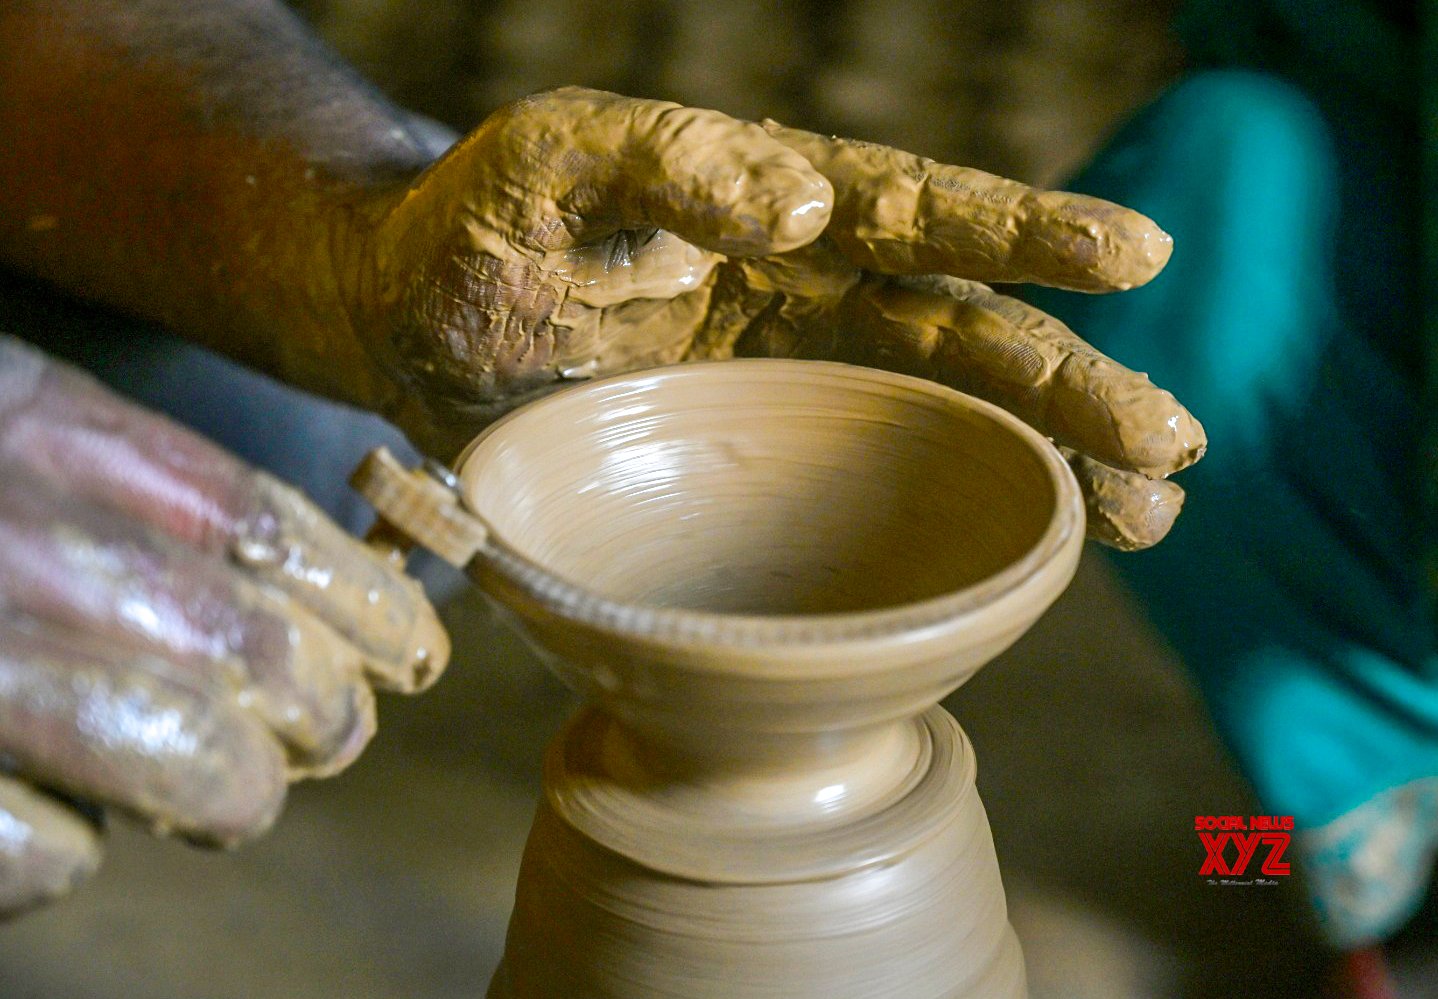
[1029,56,1433,945]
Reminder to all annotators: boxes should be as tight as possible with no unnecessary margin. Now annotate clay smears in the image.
[0,616,287,847]
[0,338,449,697]
[233,474,448,693]
[1062,447,1185,551]
[0,775,101,914]
[761,120,1173,292]
[0,477,377,777]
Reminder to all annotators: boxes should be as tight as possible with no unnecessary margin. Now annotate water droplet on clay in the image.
[232,537,281,567]
[561,360,599,380]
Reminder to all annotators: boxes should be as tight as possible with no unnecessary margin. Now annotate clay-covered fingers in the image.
[0,337,445,913]
[1061,448,1186,551]
[834,276,1205,478]
[0,336,448,693]
[433,87,834,257]
[762,122,1172,292]
[0,613,286,847]
[0,475,376,777]
[227,473,447,693]
[0,775,102,917]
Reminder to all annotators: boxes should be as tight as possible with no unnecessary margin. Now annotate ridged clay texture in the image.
[456,359,1083,998]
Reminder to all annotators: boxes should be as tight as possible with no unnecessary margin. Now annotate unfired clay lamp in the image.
[353,358,1084,998]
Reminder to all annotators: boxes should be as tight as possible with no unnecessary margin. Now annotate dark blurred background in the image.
[2,2,1433,996]
[291,0,1182,187]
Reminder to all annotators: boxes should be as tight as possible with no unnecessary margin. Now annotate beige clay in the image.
[357,89,1203,550]
[3,63,1201,549]
[760,120,1174,292]
[0,774,101,913]
[1061,447,1185,552]
[232,473,448,694]
[360,358,1089,997]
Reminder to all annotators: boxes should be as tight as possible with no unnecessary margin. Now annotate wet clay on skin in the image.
[760,120,1174,292]
[0,335,445,889]
[0,474,377,778]
[679,251,1199,548]
[0,16,1202,549]
[0,775,101,914]
[367,360,1085,997]
[0,337,447,695]
[1062,447,1185,551]
[0,615,287,847]
[360,88,1201,549]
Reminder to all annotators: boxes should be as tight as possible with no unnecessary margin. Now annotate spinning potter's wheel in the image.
[354,359,1084,999]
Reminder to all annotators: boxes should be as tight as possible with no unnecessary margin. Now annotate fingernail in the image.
[274,607,377,776]
[766,171,833,253]
[1105,212,1173,290]
[1089,478,1185,551]
[287,680,377,780]
[1144,481,1186,541]
[1120,404,1207,478]
[1135,219,1174,274]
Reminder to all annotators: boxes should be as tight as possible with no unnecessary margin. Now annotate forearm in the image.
[0,0,444,409]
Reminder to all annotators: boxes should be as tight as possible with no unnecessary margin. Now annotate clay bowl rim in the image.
[455,359,1084,649]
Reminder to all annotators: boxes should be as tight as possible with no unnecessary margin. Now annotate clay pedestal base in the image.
[486,705,1024,998]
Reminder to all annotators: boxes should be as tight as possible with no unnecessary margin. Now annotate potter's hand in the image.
[343,88,1202,550]
[0,336,446,916]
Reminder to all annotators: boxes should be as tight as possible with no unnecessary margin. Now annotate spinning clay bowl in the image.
[458,359,1082,765]
[437,358,1085,998]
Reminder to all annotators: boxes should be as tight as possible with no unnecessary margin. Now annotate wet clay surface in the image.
[459,362,1084,772]
[464,361,1068,616]
[0,18,1202,546]
[447,360,1082,997]
[493,714,1026,999]
[357,87,1204,548]
[0,776,101,915]
[0,337,446,694]
[0,335,446,906]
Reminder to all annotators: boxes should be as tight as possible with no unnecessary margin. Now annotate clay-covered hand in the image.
[339,87,1204,550]
[0,335,446,917]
